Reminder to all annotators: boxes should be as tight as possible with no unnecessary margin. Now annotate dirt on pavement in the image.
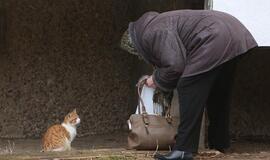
[0,133,269,160]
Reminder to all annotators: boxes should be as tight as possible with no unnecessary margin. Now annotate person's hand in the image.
[146,76,156,89]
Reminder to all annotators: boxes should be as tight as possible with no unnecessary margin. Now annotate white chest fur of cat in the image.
[42,109,80,152]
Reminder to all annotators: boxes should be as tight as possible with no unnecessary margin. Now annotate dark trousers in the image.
[174,57,240,153]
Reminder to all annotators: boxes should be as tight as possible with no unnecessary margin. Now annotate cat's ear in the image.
[72,108,77,113]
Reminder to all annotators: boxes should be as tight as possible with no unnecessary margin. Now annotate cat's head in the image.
[63,109,80,126]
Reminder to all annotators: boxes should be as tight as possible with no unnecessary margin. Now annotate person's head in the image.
[120,29,139,56]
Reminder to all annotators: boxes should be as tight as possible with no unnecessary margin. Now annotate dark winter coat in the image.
[129,10,257,91]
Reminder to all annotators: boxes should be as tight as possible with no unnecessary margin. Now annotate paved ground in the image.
[0,133,270,160]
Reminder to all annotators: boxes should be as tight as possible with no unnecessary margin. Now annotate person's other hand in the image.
[146,76,156,89]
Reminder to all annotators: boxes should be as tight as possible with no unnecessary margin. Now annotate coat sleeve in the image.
[147,30,186,91]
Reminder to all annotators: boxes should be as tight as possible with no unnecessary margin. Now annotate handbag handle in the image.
[136,75,149,115]
[136,75,174,126]
[136,75,150,126]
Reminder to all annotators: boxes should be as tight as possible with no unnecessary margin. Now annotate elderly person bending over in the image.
[121,10,257,160]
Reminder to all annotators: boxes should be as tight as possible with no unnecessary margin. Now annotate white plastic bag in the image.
[135,84,163,115]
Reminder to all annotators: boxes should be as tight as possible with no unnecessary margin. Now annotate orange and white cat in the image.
[42,109,80,152]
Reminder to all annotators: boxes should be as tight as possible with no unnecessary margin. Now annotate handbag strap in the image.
[136,75,150,125]
[136,75,149,115]
[136,75,174,124]
[165,106,173,123]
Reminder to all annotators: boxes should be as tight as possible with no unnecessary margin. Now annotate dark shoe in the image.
[154,150,193,160]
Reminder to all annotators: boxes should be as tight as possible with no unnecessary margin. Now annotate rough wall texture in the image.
[230,48,270,138]
[0,0,140,138]
[0,0,269,139]
[0,0,204,138]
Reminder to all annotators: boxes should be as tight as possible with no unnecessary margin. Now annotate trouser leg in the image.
[174,68,221,153]
[207,59,238,150]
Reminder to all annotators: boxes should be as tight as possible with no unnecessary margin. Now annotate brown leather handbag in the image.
[127,76,179,150]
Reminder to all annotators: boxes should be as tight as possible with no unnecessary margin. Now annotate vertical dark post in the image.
[0,0,6,54]
[175,0,205,9]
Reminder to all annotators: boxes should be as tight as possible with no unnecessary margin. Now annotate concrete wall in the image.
[0,0,204,138]
[0,0,140,138]
[230,48,270,138]
[0,0,269,139]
